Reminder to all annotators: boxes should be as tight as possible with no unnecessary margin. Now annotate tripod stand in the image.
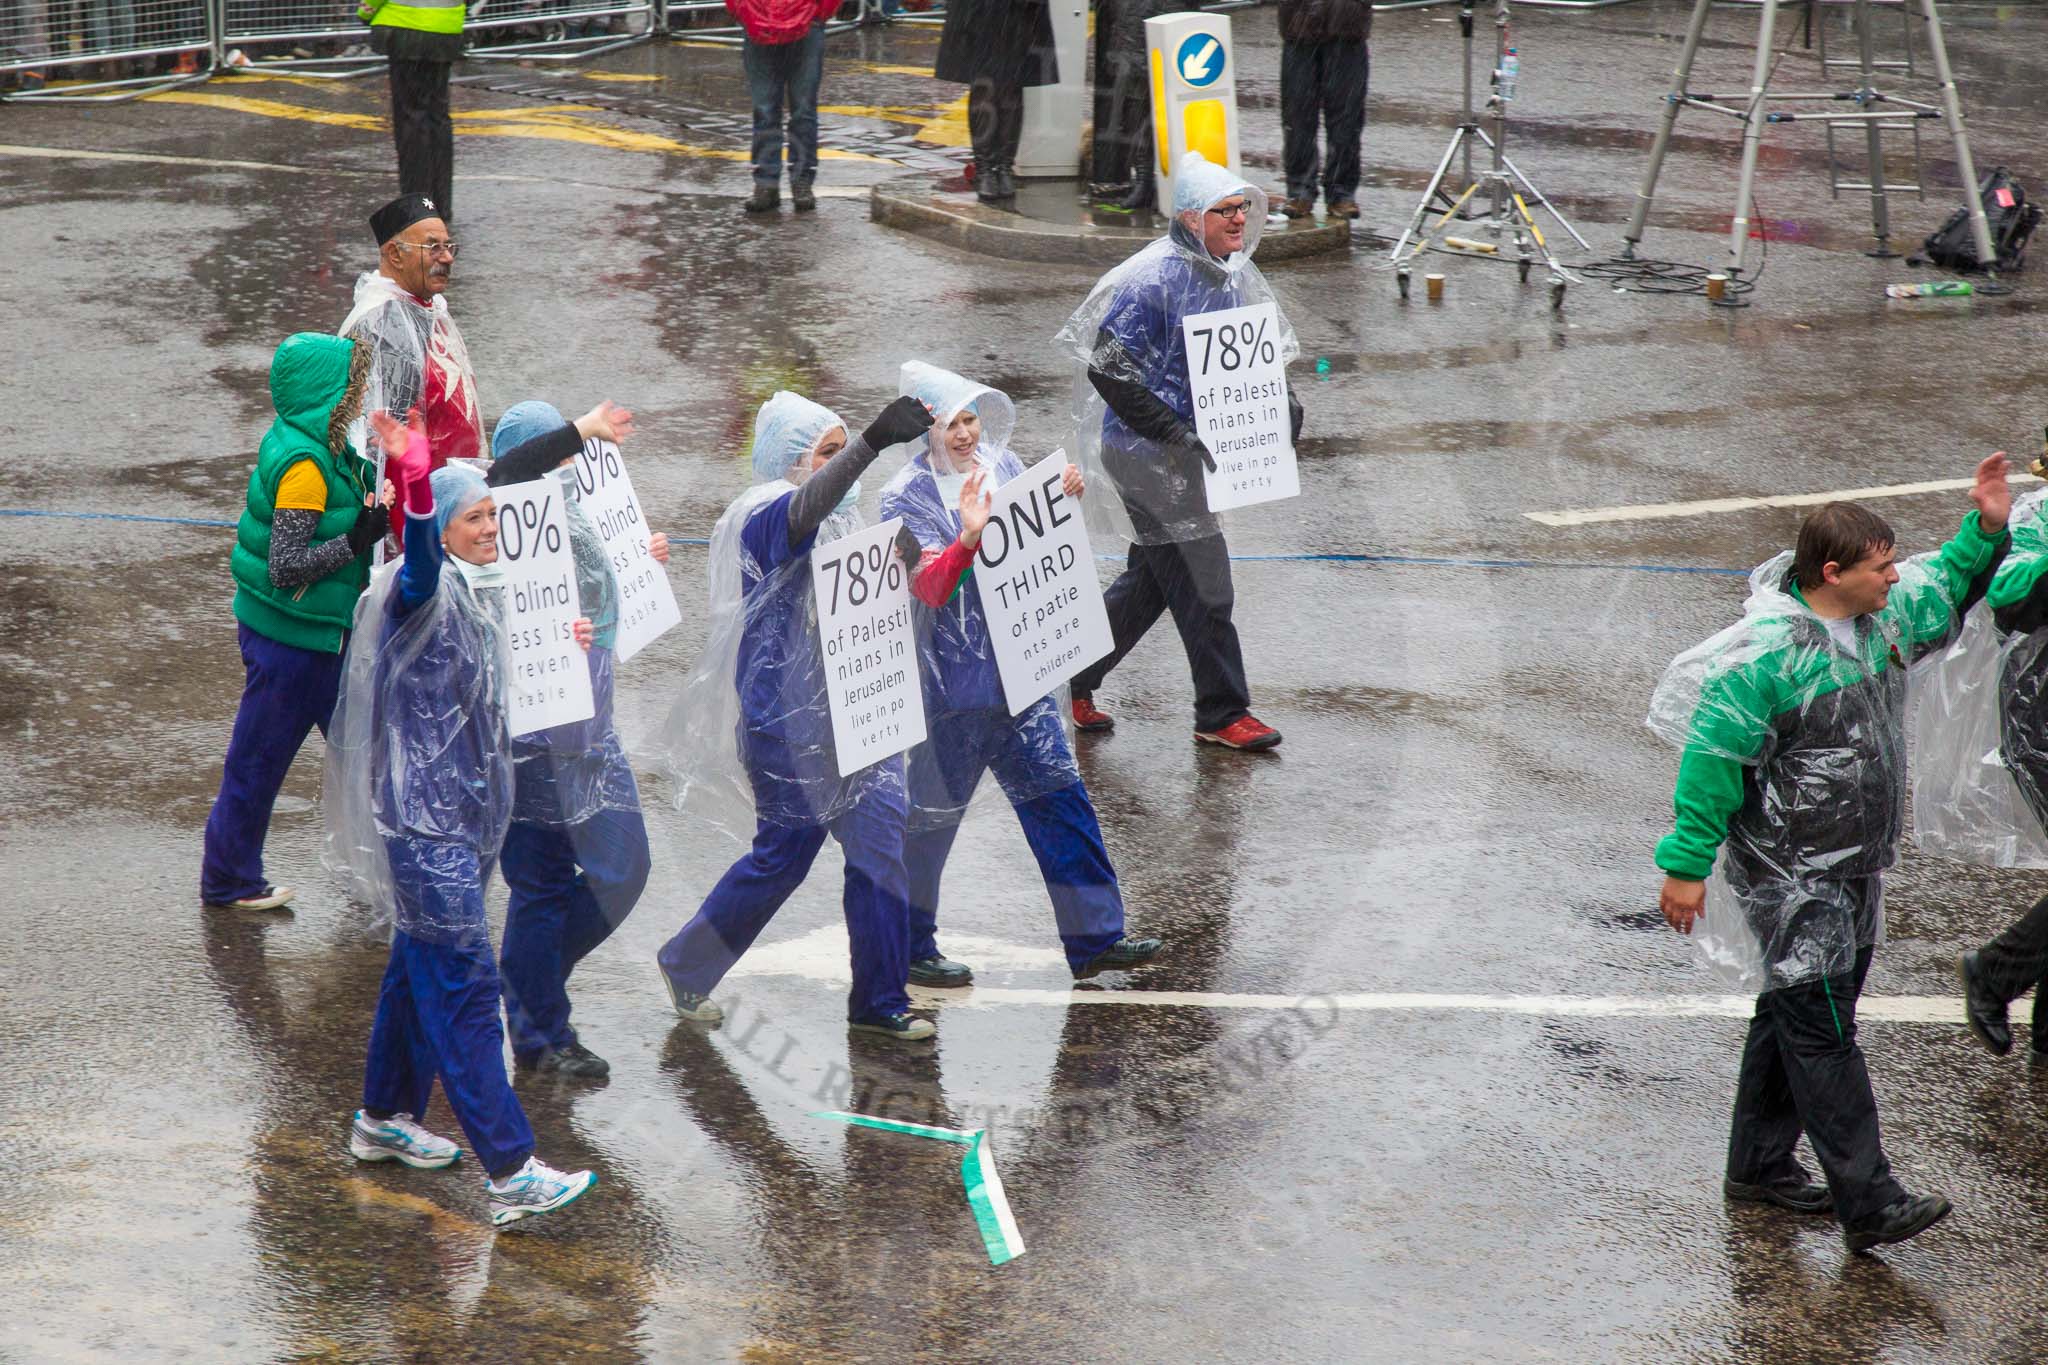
[1389,0,1590,309]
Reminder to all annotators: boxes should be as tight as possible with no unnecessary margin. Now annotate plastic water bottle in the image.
[1500,48,1519,101]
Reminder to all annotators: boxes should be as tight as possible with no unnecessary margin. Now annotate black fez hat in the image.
[370,192,443,246]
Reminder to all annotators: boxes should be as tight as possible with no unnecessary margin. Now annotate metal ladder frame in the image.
[1619,0,2001,286]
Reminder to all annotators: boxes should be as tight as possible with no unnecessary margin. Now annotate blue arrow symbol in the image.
[1181,37,1220,83]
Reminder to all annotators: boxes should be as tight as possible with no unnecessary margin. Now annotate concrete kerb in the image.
[869,175,1352,267]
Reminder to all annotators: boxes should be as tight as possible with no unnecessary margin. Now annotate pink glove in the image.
[398,430,433,518]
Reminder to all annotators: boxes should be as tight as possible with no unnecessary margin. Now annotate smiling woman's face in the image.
[937,410,980,471]
[443,495,498,565]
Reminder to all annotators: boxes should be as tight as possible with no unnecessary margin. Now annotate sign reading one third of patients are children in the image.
[491,477,596,736]
[1182,299,1298,512]
[972,455,1115,716]
[813,517,927,776]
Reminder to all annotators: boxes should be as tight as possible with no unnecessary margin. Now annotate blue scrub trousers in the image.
[658,786,912,1022]
[200,623,346,903]
[499,808,652,1061]
[906,709,1126,974]
[364,837,535,1180]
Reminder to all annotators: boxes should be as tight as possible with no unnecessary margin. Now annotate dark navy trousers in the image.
[201,622,346,904]
[499,809,652,1061]
[658,787,912,1022]
[364,838,535,1181]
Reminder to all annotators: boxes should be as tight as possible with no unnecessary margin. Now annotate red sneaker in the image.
[1195,715,1282,751]
[1071,696,1115,733]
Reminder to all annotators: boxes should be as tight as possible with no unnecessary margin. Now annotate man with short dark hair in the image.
[1648,454,2010,1254]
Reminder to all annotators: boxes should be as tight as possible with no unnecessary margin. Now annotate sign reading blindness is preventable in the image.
[1182,299,1299,513]
[491,477,596,736]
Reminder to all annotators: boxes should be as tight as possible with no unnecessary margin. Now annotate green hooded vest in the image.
[231,333,375,655]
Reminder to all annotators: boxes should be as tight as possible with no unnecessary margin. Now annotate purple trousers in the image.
[200,622,346,904]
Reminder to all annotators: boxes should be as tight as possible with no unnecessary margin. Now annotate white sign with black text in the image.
[572,438,682,662]
[813,517,927,777]
[1181,299,1298,512]
[490,477,596,736]
[972,455,1115,715]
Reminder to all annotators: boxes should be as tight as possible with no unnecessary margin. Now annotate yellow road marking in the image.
[857,63,939,76]
[142,89,383,130]
[914,92,968,148]
[581,70,661,81]
[140,88,893,163]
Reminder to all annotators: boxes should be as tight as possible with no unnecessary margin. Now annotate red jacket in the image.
[725,0,838,43]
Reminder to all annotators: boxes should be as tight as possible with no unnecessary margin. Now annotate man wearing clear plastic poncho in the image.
[340,194,485,520]
[483,399,663,1081]
[1910,484,2048,1061]
[1646,456,2011,1255]
[656,389,939,1042]
[1055,151,1302,752]
[323,428,598,1228]
[878,362,1164,988]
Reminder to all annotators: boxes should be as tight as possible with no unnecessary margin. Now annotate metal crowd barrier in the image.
[466,0,657,63]
[2,0,214,100]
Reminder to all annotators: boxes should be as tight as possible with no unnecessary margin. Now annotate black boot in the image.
[742,184,779,215]
[992,164,1017,200]
[1117,175,1154,211]
[974,162,1001,203]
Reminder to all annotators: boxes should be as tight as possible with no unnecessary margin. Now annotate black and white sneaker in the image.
[849,1012,936,1041]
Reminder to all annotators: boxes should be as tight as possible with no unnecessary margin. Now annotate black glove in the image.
[894,524,926,565]
[1173,423,1217,473]
[862,395,935,452]
[1288,388,1305,443]
[346,503,391,557]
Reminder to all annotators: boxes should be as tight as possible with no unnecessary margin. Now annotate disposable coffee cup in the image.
[1705,273,1728,302]
[1425,274,1446,302]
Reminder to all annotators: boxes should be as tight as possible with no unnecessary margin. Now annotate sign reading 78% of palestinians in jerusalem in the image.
[812,517,927,777]
[1182,300,1299,513]
[492,478,596,737]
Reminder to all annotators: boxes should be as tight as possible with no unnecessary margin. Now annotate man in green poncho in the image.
[1649,453,2010,1255]
[201,333,393,911]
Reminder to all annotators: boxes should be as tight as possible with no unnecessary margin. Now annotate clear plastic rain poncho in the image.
[339,271,484,466]
[491,401,640,831]
[659,392,904,839]
[1053,151,1298,548]
[1912,491,2048,866]
[322,467,514,942]
[1646,546,1975,990]
[879,362,1081,831]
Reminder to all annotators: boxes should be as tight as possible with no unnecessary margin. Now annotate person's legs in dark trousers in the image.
[1090,0,1128,183]
[1008,782,1126,972]
[1149,535,1252,732]
[363,940,440,1121]
[783,22,824,193]
[389,58,452,221]
[658,818,828,996]
[994,79,1025,168]
[902,724,983,963]
[1070,543,1170,701]
[1973,889,2048,1006]
[1728,941,1907,1225]
[1319,40,1368,206]
[968,77,1000,174]
[200,623,345,903]
[500,808,651,1059]
[829,784,913,1021]
[1278,39,1322,204]
[742,36,788,193]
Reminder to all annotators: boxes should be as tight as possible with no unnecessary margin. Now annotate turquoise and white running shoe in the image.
[348,1110,464,1170]
[487,1157,597,1228]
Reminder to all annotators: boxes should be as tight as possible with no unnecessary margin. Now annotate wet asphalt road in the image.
[11,4,2048,1360]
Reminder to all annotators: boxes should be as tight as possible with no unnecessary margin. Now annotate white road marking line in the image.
[728,930,1969,1020]
[1527,473,2041,527]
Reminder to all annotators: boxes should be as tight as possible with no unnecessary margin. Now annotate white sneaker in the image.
[660,970,724,1023]
[488,1157,597,1228]
[348,1110,463,1169]
[222,885,294,911]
